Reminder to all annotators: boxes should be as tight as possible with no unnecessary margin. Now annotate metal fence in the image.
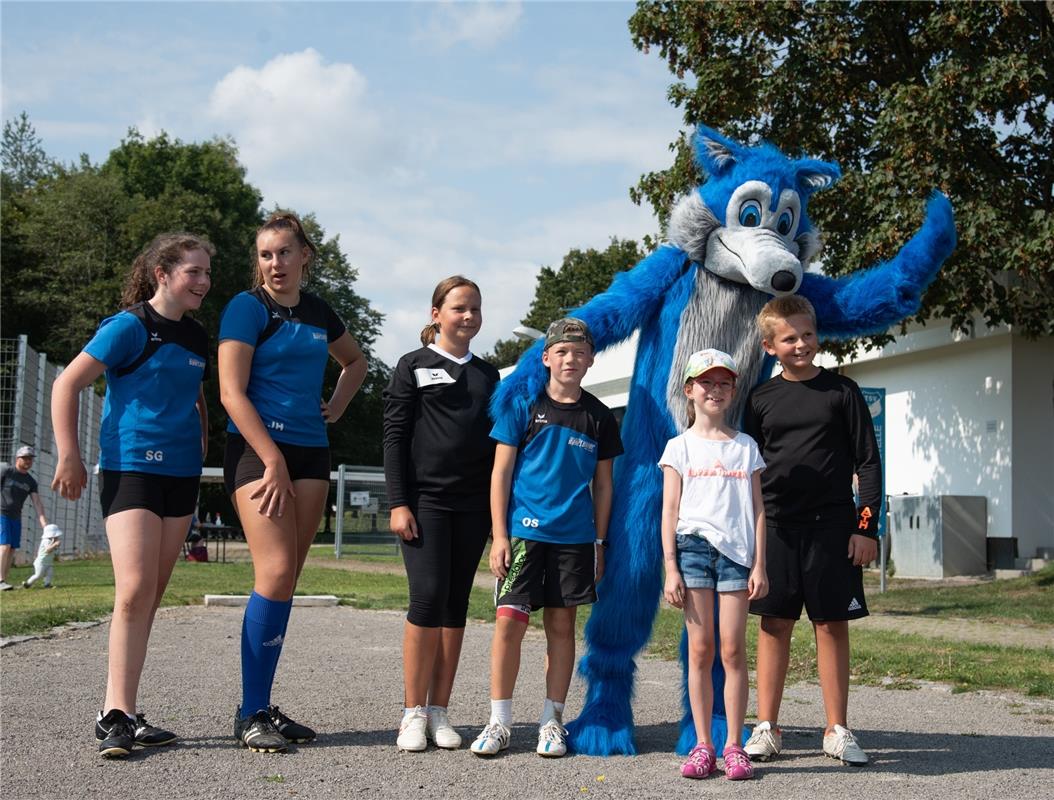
[1,336,106,561]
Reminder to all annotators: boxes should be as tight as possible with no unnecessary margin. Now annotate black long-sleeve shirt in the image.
[743,368,882,537]
[382,346,500,511]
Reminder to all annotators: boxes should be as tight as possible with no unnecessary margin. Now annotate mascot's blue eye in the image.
[777,209,794,236]
[738,201,762,227]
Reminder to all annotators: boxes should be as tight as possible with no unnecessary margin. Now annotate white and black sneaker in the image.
[133,713,177,747]
[235,707,288,753]
[95,709,136,758]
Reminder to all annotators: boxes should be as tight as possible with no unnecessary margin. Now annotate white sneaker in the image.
[426,707,462,749]
[470,721,511,756]
[0,581,13,591]
[744,720,782,761]
[536,719,568,757]
[396,706,428,752]
[823,724,869,766]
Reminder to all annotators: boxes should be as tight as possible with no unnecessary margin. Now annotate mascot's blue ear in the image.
[794,158,841,195]
[693,125,747,178]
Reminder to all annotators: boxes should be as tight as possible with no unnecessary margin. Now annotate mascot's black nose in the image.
[771,270,796,292]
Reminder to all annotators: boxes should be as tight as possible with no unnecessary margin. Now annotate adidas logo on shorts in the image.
[847,597,862,612]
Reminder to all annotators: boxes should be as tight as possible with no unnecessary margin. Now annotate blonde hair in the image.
[252,210,318,289]
[757,294,817,341]
[121,233,215,308]
[420,275,481,346]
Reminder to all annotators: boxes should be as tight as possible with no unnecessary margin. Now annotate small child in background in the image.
[23,523,63,588]
[660,349,767,780]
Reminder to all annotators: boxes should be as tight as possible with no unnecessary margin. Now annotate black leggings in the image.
[400,504,491,628]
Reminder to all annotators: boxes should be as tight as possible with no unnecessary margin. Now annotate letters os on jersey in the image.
[85,302,209,476]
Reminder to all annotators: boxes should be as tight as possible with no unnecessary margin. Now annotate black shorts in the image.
[401,502,491,628]
[100,471,200,519]
[749,525,869,622]
[495,537,596,610]
[223,433,330,496]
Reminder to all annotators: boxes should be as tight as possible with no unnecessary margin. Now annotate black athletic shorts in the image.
[223,433,330,496]
[749,524,869,622]
[100,471,200,519]
[495,537,596,610]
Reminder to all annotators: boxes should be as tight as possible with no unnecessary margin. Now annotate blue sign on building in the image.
[860,387,886,539]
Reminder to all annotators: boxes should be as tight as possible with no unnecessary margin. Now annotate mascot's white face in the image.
[704,180,803,296]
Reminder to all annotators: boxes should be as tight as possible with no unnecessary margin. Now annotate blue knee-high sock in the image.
[241,591,293,718]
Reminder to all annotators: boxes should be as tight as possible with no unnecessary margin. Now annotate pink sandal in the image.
[681,743,717,778]
[723,743,755,780]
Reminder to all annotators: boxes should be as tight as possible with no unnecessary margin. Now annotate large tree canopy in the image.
[1,121,386,469]
[486,238,643,367]
[629,0,1053,341]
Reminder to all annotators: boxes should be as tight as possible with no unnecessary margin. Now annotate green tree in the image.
[628,0,1053,342]
[1,111,54,191]
[485,238,643,367]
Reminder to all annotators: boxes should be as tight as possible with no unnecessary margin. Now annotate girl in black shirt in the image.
[383,276,500,752]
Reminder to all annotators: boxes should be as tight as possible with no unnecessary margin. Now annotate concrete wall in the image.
[1011,335,1054,557]
[839,332,1014,540]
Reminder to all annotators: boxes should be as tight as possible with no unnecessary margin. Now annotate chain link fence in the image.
[1,336,106,562]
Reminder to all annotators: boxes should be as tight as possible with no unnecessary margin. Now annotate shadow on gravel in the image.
[763,727,1054,776]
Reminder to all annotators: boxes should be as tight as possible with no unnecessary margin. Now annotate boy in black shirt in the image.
[742,295,880,767]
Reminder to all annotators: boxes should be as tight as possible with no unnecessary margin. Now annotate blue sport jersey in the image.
[219,288,346,447]
[84,302,209,477]
[491,390,623,544]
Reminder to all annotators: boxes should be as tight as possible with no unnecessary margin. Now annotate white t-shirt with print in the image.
[659,430,765,568]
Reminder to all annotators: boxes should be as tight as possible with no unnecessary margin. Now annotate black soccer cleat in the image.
[235,707,288,753]
[133,713,178,747]
[95,709,135,758]
[269,705,316,743]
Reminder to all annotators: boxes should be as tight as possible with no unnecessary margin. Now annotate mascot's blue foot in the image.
[566,703,637,756]
[566,663,638,755]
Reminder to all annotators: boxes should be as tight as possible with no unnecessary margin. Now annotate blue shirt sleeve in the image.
[219,292,267,346]
[490,397,529,447]
[83,313,146,369]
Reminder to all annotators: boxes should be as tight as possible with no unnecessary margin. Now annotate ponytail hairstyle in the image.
[252,210,319,289]
[120,232,216,308]
[420,275,481,346]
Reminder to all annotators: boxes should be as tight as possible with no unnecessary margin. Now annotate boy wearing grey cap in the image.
[1,445,49,590]
[472,318,624,759]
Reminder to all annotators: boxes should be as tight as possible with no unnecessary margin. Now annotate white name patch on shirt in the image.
[414,367,457,387]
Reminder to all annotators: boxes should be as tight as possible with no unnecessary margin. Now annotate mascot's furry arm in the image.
[801,193,956,337]
[490,123,956,758]
[490,244,690,415]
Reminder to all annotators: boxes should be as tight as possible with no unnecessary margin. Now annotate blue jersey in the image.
[491,390,623,544]
[219,288,346,447]
[85,302,209,477]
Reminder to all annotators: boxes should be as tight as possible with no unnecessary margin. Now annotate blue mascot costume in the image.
[491,124,956,756]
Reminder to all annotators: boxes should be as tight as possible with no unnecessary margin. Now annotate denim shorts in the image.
[675,533,750,592]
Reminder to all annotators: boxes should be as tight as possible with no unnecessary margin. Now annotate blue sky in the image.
[1,1,685,364]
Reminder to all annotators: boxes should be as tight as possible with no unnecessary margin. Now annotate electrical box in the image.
[890,495,987,578]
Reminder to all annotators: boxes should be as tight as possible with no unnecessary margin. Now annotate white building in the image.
[576,322,1053,567]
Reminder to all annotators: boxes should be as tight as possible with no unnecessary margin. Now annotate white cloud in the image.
[416,1,523,49]
[207,49,398,174]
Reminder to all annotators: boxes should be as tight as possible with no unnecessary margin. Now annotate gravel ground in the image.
[2,604,1052,800]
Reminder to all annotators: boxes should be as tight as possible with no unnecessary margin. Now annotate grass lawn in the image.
[867,563,1054,625]
[3,556,1052,698]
